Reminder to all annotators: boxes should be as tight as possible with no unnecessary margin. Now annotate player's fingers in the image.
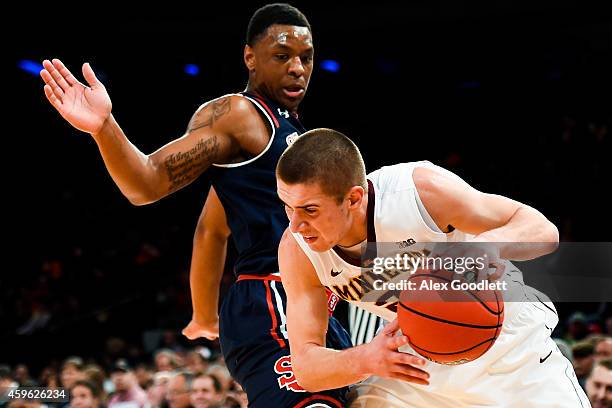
[381,318,400,335]
[39,66,52,83]
[43,59,71,92]
[52,58,79,86]
[393,352,428,367]
[182,323,218,340]
[391,363,430,381]
[388,371,430,386]
[42,59,55,74]
[44,84,62,108]
[488,261,505,281]
[40,69,65,99]
[82,62,101,88]
[386,334,410,350]
[181,327,196,339]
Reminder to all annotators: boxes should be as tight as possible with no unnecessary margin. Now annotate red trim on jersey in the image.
[293,395,342,408]
[236,274,281,282]
[264,280,287,348]
[251,95,280,128]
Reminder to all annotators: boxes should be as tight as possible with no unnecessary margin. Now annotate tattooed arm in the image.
[40,59,267,205]
[93,96,256,205]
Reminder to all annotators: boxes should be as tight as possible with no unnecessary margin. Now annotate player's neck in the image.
[245,83,298,113]
[245,82,272,101]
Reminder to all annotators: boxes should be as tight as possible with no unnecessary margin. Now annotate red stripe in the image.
[264,280,287,348]
[251,96,280,128]
[236,274,281,282]
[293,395,342,408]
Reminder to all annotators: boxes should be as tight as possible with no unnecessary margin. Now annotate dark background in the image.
[3,0,611,373]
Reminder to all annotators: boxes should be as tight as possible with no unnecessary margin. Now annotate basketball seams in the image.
[398,302,503,330]
[481,289,503,356]
[410,336,497,357]
[407,273,504,316]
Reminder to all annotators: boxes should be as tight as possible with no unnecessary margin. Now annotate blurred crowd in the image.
[0,347,246,408]
[1,312,612,407]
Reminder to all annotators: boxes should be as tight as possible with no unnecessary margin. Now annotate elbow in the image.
[532,212,559,254]
[293,372,321,393]
[292,357,323,393]
[126,189,161,206]
[127,193,157,206]
[543,222,560,253]
[128,197,150,206]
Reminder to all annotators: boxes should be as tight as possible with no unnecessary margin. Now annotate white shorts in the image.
[348,290,590,408]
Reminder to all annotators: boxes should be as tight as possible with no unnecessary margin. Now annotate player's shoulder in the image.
[279,229,317,283]
[194,93,258,118]
[367,161,434,192]
[279,228,305,262]
[279,227,298,251]
[189,93,267,140]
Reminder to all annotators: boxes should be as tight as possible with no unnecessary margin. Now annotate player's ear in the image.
[244,45,256,72]
[347,186,365,209]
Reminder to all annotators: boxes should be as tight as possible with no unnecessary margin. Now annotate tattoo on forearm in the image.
[188,97,232,133]
[164,136,220,192]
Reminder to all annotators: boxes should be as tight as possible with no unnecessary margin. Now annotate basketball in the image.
[398,268,504,365]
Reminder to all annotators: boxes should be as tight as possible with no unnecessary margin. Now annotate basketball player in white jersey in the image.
[276,128,590,407]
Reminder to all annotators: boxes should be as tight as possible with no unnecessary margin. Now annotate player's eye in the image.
[302,55,313,64]
[276,54,289,61]
[304,208,317,215]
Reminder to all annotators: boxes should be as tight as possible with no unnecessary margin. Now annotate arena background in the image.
[4,0,611,397]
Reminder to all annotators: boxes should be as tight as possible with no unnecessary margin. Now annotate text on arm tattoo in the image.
[164,136,220,192]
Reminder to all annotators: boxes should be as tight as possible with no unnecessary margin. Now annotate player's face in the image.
[278,180,353,252]
[586,365,612,408]
[246,25,314,111]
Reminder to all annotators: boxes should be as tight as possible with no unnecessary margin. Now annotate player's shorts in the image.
[348,287,591,408]
[219,273,352,408]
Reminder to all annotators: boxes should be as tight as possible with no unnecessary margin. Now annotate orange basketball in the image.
[397,268,504,365]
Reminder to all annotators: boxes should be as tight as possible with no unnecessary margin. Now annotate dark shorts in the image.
[219,274,352,408]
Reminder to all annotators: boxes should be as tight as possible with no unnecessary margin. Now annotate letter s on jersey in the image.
[274,355,306,392]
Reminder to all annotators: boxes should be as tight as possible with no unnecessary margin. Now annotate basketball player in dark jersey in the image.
[40,4,351,407]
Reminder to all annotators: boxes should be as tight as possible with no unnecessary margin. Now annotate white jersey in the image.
[292,161,525,323]
[291,162,590,408]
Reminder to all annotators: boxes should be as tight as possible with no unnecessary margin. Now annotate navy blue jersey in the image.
[208,92,306,277]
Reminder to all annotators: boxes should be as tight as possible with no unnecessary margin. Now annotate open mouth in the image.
[283,86,305,98]
[302,235,318,244]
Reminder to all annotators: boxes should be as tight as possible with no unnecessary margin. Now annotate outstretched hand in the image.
[40,59,112,135]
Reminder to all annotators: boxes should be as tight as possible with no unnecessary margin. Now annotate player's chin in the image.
[308,239,333,253]
[279,93,303,110]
